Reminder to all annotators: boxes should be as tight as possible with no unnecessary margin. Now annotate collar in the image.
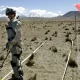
[10,17,16,21]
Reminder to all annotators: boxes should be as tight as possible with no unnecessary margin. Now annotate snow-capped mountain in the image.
[27,12,41,17]
[0,9,27,18]
[0,10,41,18]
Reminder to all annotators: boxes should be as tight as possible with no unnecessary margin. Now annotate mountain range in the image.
[0,11,80,20]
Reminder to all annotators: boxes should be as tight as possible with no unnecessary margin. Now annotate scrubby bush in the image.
[45,37,48,40]
[49,37,52,41]
[62,53,66,57]
[28,74,37,80]
[31,37,37,41]
[65,37,71,42]
[68,58,78,68]
[26,54,34,67]
[0,55,4,60]
[65,32,71,37]
[65,57,78,68]
[45,30,50,34]
[65,28,69,30]
[49,46,58,52]
[52,31,58,37]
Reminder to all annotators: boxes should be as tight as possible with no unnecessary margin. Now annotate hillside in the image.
[63,11,80,17]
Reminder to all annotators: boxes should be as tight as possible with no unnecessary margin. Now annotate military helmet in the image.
[5,8,16,16]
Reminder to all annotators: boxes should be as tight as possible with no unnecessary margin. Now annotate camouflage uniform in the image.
[5,17,23,79]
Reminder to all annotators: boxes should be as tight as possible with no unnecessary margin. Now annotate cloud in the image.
[46,12,59,17]
[58,11,63,16]
[0,6,28,17]
[9,7,27,14]
[0,6,63,17]
[30,9,46,16]
[29,9,61,17]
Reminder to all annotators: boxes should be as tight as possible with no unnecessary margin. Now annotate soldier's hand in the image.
[6,41,16,52]
[6,42,10,52]
[6,42,9,49]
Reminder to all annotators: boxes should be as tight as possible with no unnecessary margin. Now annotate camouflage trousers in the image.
[10,44,23,78]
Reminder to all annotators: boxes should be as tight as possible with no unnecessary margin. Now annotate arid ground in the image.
[0,19,80,80]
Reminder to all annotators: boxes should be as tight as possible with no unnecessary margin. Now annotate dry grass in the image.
[0,20,80,80]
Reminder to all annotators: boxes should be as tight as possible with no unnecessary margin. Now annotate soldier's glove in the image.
[6,42,16,52]
[6,42,10,52]
[6,42,9,48]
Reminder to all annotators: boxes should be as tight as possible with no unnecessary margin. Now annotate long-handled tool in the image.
[0,50,10,71]
[0,43,17,71]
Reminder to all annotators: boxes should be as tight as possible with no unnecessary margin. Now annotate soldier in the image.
[5,8,23,80]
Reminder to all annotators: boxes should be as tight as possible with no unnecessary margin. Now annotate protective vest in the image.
[5,18,22,43]
[6,26,16,41]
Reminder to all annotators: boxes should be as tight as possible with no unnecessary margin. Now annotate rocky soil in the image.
[0,20,80,80]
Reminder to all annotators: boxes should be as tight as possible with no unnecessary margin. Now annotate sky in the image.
[0,0,80,17]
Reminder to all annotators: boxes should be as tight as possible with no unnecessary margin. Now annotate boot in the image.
[9,77,23,80]
[9,70,23,80]
[19,70,24,76]
[8,74,15,80]
[16,77,23,80]
[9,75,23,80]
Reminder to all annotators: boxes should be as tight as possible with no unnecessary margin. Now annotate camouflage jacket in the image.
[5,18,22,45]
